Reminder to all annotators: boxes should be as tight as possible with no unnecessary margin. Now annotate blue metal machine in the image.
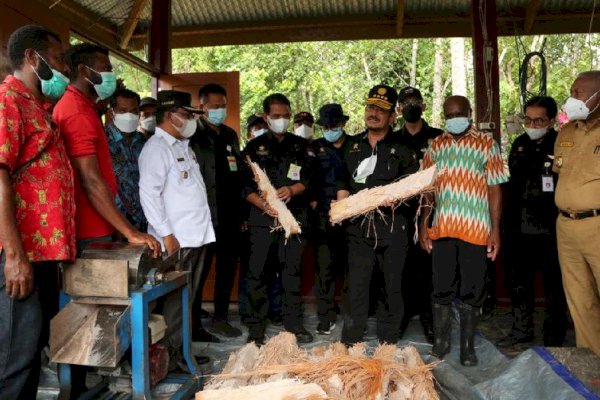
[51,243,202,399]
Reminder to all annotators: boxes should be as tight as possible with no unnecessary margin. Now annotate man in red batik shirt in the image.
[0,25,75,399]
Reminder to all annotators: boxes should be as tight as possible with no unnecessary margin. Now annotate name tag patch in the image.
[559,141,574,147]
[287,163,301,181]
[542,176,554,192]
[227,156,238,171]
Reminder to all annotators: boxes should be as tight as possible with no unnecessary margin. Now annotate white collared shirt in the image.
[139,127,215,249]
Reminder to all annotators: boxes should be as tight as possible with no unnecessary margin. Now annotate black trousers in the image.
[505,233,567,344]
[238,230,283,320]
[402,239,433,322]
[342,222,408,345]
[204,224,240,321]
[245,226,305,330]
[431,238,487,307]
[310,211,346,325]
[0,255,58,400]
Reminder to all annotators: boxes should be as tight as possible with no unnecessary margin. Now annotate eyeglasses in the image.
[523,117,549,126]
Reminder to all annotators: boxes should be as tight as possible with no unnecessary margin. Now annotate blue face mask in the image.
[445,117,471,135]
[85,66,117,100]
[323,127,344,143]
[206,108,227,126]
[32,52,68,100]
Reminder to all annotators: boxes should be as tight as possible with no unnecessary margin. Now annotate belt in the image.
[559,209,600,220]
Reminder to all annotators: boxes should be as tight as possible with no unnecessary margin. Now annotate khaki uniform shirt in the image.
[553,120,600,211]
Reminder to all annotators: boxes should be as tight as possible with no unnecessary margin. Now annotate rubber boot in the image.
[431,303,452,358]
[459,303,478,366]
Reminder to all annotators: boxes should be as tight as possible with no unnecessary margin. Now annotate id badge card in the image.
[542,176,554,192]
[287,163,301,181]
[227,156,238,172]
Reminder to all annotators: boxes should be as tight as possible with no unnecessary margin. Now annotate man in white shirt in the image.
[139,90,216,366]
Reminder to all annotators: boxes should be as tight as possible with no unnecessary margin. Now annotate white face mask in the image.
[252,128,267,138]
[172,114,197,138]
[562,89,600,121]
[353,151,377,184]
[294,124,314,139]
[113,112,139,133]
[267,117,290,134]
[140,116,156,132]
[524,126,548,141]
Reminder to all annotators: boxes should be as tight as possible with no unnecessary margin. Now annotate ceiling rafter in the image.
[524,0,542,34]
[119,0,147,50]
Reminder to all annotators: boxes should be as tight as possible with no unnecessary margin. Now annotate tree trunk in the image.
[450,38,467,96]
[432,38,445,128]
[410,39,419,87]
[361,54,372,83]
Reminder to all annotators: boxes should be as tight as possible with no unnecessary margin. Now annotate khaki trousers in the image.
[556,215,600,356]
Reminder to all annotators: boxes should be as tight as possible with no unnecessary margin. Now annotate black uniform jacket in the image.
[506,129,558,235]
[338,128,419,237]
[241,131,312,228]
[190,120,243,229]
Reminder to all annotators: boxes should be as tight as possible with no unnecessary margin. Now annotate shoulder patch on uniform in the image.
[257,145,268,156]
[390,148,396,155]
[517,146,523,152]
[319,147,326,153]
[559,141,574,147]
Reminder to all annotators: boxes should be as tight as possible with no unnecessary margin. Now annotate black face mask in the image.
[402,104,423,123]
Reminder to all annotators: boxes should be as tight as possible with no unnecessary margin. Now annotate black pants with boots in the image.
[506,233,567,346]
[431,238,486,365]
[342,221,408,345]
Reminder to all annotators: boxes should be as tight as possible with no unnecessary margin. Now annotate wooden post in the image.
[471,0,501,143]
[150,0,171,96]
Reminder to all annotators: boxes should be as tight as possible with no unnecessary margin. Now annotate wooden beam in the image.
[471,0,501,143]
[524,0,542,34]
[150,0,171,74]
[119,0,147,50]
[36,0,158,75]
[396,0,405,37]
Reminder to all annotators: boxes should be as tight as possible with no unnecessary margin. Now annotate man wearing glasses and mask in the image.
[500,96,567,348]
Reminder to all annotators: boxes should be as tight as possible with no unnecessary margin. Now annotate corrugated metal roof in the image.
[171,0,397,27]
[71,0,598,29]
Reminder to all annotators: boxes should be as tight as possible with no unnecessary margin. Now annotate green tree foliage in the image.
[112,34,599,146]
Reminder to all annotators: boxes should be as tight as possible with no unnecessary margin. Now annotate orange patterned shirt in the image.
[0,75,76,262]
[422,128,509,246]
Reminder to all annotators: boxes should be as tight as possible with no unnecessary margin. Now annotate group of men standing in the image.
[2,22,600,400]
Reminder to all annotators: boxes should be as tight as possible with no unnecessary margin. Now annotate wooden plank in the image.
[50,303,131,367]
[119,0,147,50]
[396,0,405,37]
[524,0,542,35]
[196,379,327,400]
[63,259,129,299]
